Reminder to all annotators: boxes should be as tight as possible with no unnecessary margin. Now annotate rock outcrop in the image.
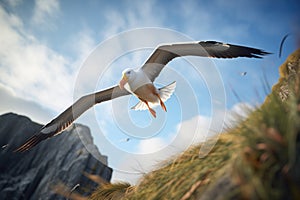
[0,113,112,200]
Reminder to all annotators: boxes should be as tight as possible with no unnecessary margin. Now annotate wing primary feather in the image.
[198,41,271,58]
[142,41,270,81]
[14,134,48,152]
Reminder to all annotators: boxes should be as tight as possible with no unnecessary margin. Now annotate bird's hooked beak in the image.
[119,74,128,90]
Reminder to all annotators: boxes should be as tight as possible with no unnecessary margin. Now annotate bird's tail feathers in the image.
[158,81,176,102]
[131,101,148,111]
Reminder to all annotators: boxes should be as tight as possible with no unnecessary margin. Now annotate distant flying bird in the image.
[119,138,131,143]
[14,41,270,152]
[240,72,247,76]
[279,33,291,58]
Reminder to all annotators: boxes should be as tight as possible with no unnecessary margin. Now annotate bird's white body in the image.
[120,68,176,116]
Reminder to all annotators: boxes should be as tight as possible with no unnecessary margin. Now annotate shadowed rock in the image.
[0,113,112,200]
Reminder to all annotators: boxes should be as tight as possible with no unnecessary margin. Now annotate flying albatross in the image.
[14,41,270,152]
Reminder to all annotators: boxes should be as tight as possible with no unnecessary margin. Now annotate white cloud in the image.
[31,0,60,28]
[171,102,254,156]
[0,83,52,123]
[138,137,167,154]
[224,102,254,129]
[0,4,104,115]
[69,29,96,63]
[174,115,212,146]
[0,5,75,112]
[135,114,213,154]
[100,0,165,38]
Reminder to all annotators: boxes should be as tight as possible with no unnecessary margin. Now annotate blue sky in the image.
[0,0,299,183]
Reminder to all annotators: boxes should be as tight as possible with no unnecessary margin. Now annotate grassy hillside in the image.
[89,49,300,200]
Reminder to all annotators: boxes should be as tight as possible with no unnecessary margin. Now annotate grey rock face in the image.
[0,113,112,200]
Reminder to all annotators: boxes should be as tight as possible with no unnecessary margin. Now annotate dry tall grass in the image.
[89,49,300,200]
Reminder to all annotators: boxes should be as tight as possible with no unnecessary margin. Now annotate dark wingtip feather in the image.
[249,47,272,58]
[200,41,272,59]
[258,50,272,56]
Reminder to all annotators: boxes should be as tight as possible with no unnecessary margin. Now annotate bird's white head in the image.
[119,68,136,90]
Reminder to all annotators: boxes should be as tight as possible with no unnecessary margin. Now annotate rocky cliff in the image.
[0,113,112,200]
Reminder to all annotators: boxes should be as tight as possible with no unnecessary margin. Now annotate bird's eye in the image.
[127,71,131,74]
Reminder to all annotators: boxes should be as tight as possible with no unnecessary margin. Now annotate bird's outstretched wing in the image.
[15,41,270,152]
[14,86,130,152]
[142,41,271,82]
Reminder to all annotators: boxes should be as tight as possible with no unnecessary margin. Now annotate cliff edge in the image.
[0,113,112,200]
